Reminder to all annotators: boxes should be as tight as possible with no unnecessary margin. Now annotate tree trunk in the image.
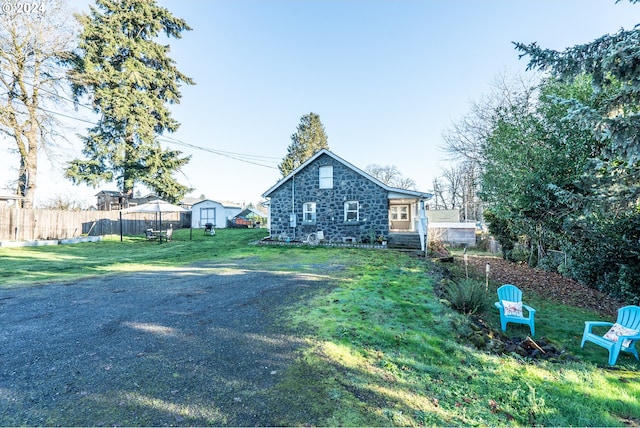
[23,128,39,209]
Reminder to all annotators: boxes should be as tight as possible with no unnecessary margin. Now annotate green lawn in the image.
[1,229,638,426]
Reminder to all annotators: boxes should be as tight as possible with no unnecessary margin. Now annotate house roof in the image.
[262,149,432,200]
[192,199,243,209]
[179,196,201,206]
[234,208,267,219]
[95,190,124,197]
[0,189,24,201]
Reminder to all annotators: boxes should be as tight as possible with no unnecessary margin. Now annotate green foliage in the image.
[515,1,640,164]
[445,278,489,314]
[483,209,516,260]
[278,112,329,176]
[562,210,640,304]
[65,0,194,202]
[479,70,640,298]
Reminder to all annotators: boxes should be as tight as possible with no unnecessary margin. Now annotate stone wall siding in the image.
[268,153,389,242]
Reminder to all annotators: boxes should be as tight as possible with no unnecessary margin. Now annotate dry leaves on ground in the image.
[463,255,624,317]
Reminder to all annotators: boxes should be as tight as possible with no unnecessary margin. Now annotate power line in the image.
[1,71,281,169]
[157,137,278,169]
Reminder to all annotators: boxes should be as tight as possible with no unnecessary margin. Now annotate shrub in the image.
[446,279,490,314]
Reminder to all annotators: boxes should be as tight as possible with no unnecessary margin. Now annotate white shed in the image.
[191,199,227,229]
[429,222,477,247]
[221,201,242,222]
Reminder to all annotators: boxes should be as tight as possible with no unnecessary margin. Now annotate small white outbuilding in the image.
[191,199,226,229]
[190,199,243,229]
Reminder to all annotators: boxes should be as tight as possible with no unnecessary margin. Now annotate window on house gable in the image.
[344,201,359,222]
[303,202,317,223]
[319,166,333,189]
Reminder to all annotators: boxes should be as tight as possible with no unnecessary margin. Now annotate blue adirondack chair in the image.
[494,284,536,336]
[581,305,640,366]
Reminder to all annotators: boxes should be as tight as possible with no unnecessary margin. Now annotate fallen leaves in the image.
[464,255,623,316]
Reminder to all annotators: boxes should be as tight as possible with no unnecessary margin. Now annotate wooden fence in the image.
[0,206,189,241]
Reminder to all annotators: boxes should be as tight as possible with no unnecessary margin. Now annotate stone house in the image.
[261,149,432,248]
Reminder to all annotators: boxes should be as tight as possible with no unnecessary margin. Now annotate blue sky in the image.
[3,0,639,206]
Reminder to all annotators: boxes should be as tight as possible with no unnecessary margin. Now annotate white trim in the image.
[303,202,317,223]
[319,165,333,189]
[262,149,432,200]
[344,200,359,222]
[429,222,476,229]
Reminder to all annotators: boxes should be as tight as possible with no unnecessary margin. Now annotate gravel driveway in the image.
[0,260,332,426]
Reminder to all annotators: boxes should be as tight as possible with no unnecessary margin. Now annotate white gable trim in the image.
[262,149,432,200]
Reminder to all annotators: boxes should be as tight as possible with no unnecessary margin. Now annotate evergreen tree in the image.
[514,0,640,163]
[514,0,640,300]
[65,0,194,203]
[278,112,329,176]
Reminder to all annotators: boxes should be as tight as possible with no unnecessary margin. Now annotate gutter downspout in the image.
[419,199,428,257]
[291,174,296,240]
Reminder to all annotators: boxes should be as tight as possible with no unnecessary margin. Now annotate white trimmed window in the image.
[390,205,409,221]
[303,202,317,223]
[344,201,359,222]
[319,166,333,189]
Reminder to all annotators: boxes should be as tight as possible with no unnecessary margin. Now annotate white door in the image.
[200,207,216,227]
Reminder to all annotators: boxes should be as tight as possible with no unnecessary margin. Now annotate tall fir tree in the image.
[65,0,194,203]
[278,112,329,176]
[514,0,640,164]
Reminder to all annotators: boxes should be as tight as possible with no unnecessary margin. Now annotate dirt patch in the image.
[435,254,626,362]
[465,315,577,362]
[0,261,333,426]
[464,255,625,317]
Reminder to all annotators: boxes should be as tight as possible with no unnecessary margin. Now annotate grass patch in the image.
[2,231,639,425]
[0,228,269,287]
[280,250,640,426]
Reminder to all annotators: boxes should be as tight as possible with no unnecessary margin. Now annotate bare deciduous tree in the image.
[440,71,540,167]
[0,0,75,208]
[435,72,540,221]
[365,164,416,190]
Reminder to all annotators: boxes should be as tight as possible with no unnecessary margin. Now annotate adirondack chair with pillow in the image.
[494,284,536,336]
[581,305,640,366]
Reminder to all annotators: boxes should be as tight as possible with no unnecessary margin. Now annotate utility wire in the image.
[2,71,281,169]
[157,137,278,169]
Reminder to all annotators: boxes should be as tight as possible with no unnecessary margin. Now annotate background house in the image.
[262,149,431,247]
[95,191,159,211]
[0,189,23,207]
[95,190,126,211]
[231,207,267,228]
[178,196,201,211]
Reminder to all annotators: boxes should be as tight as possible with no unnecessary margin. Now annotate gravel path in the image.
[0,260,332,426]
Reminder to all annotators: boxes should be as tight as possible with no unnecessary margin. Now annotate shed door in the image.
[200,207,216,227]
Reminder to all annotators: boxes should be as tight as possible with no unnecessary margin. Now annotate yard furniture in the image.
[121,199,187,243]
[145,229,157,240]
[581,305,640,366]
[204,223,215,235]
[495,284,536,336]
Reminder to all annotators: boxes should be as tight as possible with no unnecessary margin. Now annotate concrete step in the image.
[387,233,422,250]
